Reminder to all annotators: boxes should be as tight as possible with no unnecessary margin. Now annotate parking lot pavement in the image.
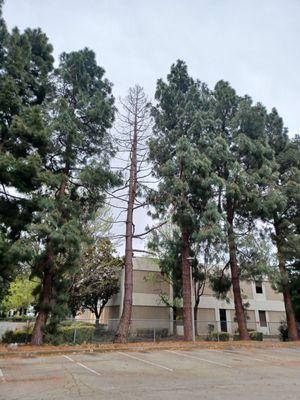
[0,347,300,400]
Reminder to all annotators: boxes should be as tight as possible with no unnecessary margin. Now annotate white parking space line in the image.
[222,350,264,362]
[62,355,101,376]
[76,362,101,376]
[118,351,173,372]
[63,355,74,362]
[272,348,300,356]
[166,350,232,368]
[252,352,281,360]
[0,368,6,382]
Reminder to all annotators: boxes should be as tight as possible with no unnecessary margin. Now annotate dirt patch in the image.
[0,339,300,358]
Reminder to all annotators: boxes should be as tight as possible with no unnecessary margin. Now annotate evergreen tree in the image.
[208,81,275,339]
[30,48,119,344]
[149,225,224,336]
[0,2,54,300]
[259,112,300,340]
[149,61,220,340]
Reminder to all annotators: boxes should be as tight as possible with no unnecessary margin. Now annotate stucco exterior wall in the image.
[133,270,170,295]
[264,282,283,301]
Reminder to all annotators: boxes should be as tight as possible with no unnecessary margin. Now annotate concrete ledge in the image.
[0,340,300,359]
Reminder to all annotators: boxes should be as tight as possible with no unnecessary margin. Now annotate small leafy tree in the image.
[69,238,123,326]
[2,275,38,315]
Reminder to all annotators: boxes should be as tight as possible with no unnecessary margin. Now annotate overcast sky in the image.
[3,0,300,135]
[3,0,300,251]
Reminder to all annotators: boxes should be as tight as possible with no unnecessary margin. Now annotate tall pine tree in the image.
[30,48,119,344]
[208,81,275,339]
[149,61,220,340]
[259,110,300,340]
[0,1,54,300]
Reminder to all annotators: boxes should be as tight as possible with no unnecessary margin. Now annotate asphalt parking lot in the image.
[0,346,300,400]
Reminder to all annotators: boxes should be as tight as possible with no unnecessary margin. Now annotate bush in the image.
[2,329,32,344]
[45,324,95,345]
[249,331,263,341]
[278,321,289,342]
[5,316,35,322]
[207,332,230,341]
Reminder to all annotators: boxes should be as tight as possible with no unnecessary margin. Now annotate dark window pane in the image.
[255,282,263,294]
[259,310,267,327]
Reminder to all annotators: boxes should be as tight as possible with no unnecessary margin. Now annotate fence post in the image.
[26,319,30,344]
[73,326,77,344]
[154,327,156,343]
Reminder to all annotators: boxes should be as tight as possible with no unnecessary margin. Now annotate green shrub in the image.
[249,331,263,341]
[233,334,240,341]
[45,324,95,346]
[60,320,95,327]
[45,324,95,345]
[207,332,229,341]
[278,321,289,342]
[2,329,32,344]
[93,329,114,343]
[9,316,35,322]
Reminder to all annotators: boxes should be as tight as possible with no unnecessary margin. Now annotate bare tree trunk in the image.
[114,98,138,343]
[182,228,193,341]
[275,221,299,341]
[194,290,201,337]
[227,206,250,340]
[31,271,53,345]
[194,304,198,337]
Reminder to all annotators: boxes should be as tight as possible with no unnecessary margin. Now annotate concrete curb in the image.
[0,340,299,359]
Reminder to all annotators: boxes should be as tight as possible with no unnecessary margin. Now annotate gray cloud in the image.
[3,0,300,134]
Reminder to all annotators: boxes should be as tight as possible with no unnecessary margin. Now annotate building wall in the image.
[268,310,286,335]
[240,281,254,299]
[103,305,119,320]
[133,270,170,295]
[264,282,283,301]
[131,306,171,332]
[100,257,287,335]
[196,308,216,334]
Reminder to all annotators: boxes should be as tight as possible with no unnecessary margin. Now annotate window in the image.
[255,282,263,294]
[219,309,227,332]
[259,310,267,327]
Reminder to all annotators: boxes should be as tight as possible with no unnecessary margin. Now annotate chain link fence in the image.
[0,317,289,344]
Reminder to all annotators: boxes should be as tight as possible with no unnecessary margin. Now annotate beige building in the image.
[98,257,286,336]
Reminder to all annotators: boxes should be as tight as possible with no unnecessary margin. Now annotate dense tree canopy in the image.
[0,1,54,300]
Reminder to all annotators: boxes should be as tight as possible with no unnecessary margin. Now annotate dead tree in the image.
[110,85,155,343]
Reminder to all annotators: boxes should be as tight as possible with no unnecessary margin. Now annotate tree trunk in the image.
[194,287,201,337]
[274,221,299,341]
[227,207,250,340]
[114,104,138,343]
[194,304,198,337]
[182,228,193,341]
[31,272,53,345]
